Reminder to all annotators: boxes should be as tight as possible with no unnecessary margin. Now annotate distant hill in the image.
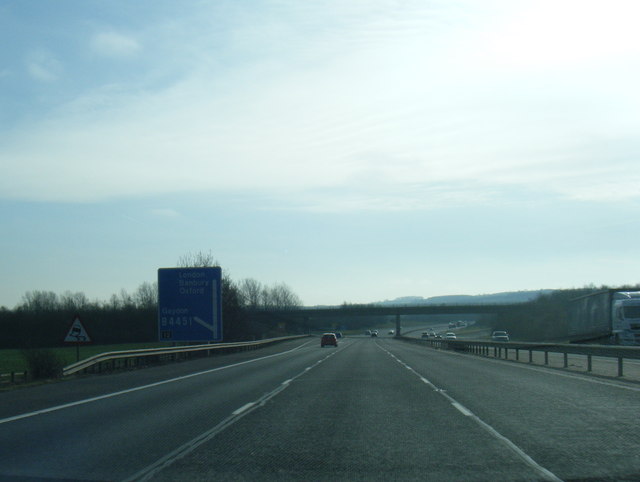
[374,290,553,306]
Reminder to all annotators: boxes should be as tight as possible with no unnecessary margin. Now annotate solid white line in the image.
[0,340,313,426]
[282,379,292,386]
[376,343,562,482]
[232,403,255,416]
[451,402,472,417]
[404,339,640,392]
[500,359,640,392]
[468,411,562,482]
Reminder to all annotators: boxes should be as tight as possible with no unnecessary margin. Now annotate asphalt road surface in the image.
[1,337,639,481]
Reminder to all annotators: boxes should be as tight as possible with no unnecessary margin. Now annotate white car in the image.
[491,331,510,342]
[444,332,457,340]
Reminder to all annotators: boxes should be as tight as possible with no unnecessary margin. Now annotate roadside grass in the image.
[0,342,166,374]
[0,350,28,373]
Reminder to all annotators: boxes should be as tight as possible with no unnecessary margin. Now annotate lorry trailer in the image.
[568,290,640,345]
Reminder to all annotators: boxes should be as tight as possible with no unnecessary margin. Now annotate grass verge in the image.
[0,342,166,374]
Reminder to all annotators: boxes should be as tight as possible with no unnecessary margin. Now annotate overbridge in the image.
[249,303,522,335]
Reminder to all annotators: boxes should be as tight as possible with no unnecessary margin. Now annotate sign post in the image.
[64,315,92,362]
[157,267,223,342]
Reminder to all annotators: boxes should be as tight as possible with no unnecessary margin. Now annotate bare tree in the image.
[134,282,158,309]
[106,293,121,310]
[118,288,135,309]
[255,282,302,310]
[239,278,263,309]
[269,282,302,310]
[18,291,59,312]
[177,250,219,268]
[260,286,273,310]
[59,291,89,311]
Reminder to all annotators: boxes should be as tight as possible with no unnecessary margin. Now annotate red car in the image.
[321,333,338,347]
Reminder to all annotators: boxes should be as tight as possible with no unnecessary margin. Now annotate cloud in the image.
[25,50,62,82]
[2,0,639,210]
[91,31,141,58]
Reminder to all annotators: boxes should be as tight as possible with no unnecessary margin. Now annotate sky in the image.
[1,0,640,308]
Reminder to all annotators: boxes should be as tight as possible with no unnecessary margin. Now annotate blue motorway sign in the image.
[157,267,222,342]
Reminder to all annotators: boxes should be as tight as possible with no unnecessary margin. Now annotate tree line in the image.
[489,284,640,341]
[9,278,301,314]
[0,252,304,349]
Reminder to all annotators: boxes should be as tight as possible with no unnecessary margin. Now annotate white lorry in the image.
[568,290,640,345]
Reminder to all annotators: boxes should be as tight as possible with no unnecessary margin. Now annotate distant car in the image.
[434,333,443,339]
[388,330,395,335]
[321,333,338,347]
[444,332,456,340]
[335,332,343,339]
[491,331,510,342]
[421,331,430,338]
[371,331,378,337]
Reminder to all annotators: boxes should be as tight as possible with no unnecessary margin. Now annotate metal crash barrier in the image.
[398,336,640,377]
[62,335,309,377]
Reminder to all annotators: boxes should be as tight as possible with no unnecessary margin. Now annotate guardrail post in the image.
[529,350,533,363]
[618,357,623,377]
[494,347,497,357]
[504,348,508,359]
[515,349,519,361]
[544,351,549,365]
[563,353,568,368]
[587,354,592,372]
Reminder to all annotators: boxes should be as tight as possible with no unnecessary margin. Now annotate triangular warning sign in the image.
[64,316,91,343]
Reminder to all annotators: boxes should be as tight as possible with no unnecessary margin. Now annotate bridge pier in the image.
[395,313,401,336]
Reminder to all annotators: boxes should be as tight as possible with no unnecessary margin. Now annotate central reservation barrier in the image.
[397,336,640,377]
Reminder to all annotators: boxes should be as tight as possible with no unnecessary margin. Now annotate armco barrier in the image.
[62,335,309,377]
[398,336,640,377]
[0,371,28,386]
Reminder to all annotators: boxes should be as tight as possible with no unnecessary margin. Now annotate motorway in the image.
[0,337,639,481]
